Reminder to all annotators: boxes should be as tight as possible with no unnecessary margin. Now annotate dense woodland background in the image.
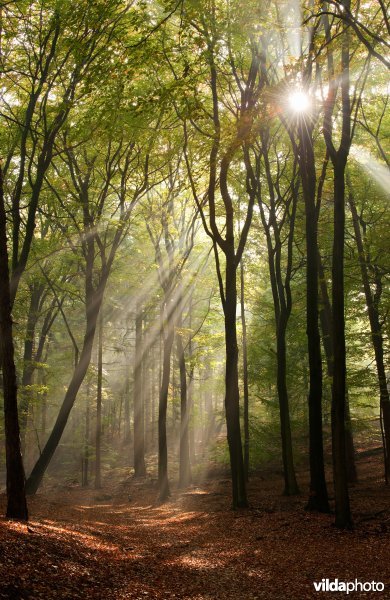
[0,0,389,543]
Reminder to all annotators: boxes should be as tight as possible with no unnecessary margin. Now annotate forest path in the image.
[1,455,389,599]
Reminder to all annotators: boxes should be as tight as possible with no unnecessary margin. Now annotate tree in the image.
[145,159,196,501]
[176,286,192,488]
[348,182,390,482]
[256,129,300,495]
[322,0,361,528]
[133,301,147,477]
[0,164,28,520]
[26,126,151,493]
[0,0,133,513]
[286,70,330,513]
[95,310,103,489]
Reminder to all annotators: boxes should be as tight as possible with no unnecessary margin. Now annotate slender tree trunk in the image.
[134,302,146,477]
[322,0,353,528]
[349,192,390,482]
[25,283,105,495]
[276,317,300,495]
[124,373,131,443]
[299,124,329,512]
[344,389,357,483]
[176,308,191,488]
[331,160,352,528]
[143,325,150,453]
[158,313,174,501]
[318,252,357,483]
[187,297,196,464]
[117,391,123,436]
[20,283,43,446]
[151,348,156,448]
[257,151,300,495]
[224,255,247,509]
[188,374,195,464]
[82,385,90,487]
[318,254,334,379]
[40,363,47,438]
[0,165,28,520]
[265,233,300,495]
[240,260,250,482]
[95,311,103,489]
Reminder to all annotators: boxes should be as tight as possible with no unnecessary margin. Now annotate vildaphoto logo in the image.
[313,579,385,594]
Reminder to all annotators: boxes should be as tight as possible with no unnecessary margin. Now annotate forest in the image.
[0,0,389,598]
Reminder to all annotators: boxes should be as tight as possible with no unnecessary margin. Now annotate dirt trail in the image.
[0,456,389,599]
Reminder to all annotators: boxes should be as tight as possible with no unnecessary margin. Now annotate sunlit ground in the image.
[1,453,389,599]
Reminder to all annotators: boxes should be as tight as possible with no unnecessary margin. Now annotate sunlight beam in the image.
[351,147,390,195]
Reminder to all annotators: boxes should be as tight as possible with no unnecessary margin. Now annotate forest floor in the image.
[1,452,389,600]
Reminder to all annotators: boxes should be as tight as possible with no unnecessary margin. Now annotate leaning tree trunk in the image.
[25,283,105,495]
[224,254,247,509]
[299,123,329,513]
[349,192,390,482]
[134,302,146,477]
[0,165,28,520]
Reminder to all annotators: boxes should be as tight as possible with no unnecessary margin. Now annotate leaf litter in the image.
[0,453,389,599]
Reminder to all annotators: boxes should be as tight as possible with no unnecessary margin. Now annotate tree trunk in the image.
[0,165,28,520]
[176,308,191,488]
[257,141,300,495]
[349,192,390,482]
[143,328,150,453]
[134,302,146,477]
[344,389,357,484]
[158,313,174,501]
[276,317,300,495]
[224,255,247,509]
[20,283,43,446]
[95,311,103,489]
[299,123,329,512]
[240,260,250,482]
[25,284,105,495]
[124,373,131,443]
[187,295,196,464]
[331,160,352,528]
[82,385,90,487]
[151,348,156,448]
[40,362,47,439]
[318,251,357,483]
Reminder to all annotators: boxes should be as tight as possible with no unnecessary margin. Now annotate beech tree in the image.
[26,125,151,493]
[256,129,300,496]
[1,0,389,532]
[144,155,196,501]
[179,1,270,508]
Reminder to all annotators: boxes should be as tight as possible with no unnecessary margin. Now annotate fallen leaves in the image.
[0,454,389,599]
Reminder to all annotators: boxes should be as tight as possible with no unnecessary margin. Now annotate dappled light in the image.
[351,146,390,195]
[0,0,389,597]
[1,456,389,598]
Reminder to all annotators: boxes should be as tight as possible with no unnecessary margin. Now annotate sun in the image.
[288,90,311,113]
